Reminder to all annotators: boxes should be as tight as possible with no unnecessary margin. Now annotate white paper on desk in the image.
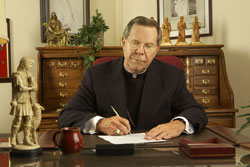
[98,133,166,144]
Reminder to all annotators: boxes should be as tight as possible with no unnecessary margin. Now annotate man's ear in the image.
[156,45,161,52]
[121,37,126,47]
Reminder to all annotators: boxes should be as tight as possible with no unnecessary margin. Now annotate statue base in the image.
[161,42,172,46]
[10,147,42,157]
[175,42,189,46]
[190,41,203,45]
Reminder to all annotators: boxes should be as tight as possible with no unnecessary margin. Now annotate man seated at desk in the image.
[58,16,208,140]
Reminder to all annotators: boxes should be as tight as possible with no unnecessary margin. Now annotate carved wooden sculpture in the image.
[161,17,172,45]
[176,16,188,45]
[191,16,203,45]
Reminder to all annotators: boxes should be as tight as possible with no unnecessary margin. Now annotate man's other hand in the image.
[145,120,185,140]
[96,116,131,135]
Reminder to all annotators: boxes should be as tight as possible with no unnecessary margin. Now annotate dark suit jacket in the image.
[58,58,208,132]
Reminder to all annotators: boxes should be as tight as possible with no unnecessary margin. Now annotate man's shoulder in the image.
[153,58,183,72]
[87,57,122,76]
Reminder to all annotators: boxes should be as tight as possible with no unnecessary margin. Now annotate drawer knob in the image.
[195,59,204,65]
[47,62,55,68]
[59,92,68,98]
[207,59,216,65]
[58,61,67,68]
[202,99,210,104]
[59,72,68,78]
[59,82,67,88]
[202,69,210,74]
[72,62,80,67]
[202,79,210,85]
[202,89,210,94]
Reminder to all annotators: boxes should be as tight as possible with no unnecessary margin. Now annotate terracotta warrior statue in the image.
[10,57,44,150]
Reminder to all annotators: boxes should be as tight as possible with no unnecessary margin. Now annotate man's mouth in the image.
[131,58,145,63]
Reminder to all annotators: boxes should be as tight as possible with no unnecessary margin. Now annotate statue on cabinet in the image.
[10,57,44,155]
[191,16,203,45]
[161,17,172,45]
[43,12,71,47]
[176,16,188,45]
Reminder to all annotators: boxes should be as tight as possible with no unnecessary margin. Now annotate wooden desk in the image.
[36,45,238,131]
[1,128,250,166]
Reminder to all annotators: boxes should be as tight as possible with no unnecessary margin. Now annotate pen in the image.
[110,105,131,134]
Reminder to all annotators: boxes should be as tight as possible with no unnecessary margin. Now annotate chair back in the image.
[93,56,184,70]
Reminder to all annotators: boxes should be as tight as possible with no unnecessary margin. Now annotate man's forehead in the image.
[128,24,158,42]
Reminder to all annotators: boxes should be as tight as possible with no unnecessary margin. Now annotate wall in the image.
[1,0,250,133]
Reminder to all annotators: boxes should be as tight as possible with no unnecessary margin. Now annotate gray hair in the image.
[123,16,162,45]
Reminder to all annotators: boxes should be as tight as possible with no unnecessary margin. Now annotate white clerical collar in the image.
[123,64,147,79]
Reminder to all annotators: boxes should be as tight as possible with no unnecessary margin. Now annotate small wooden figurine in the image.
[10,57,44,156]
[191,16,203,45]
[176,16,188,46]
[161,17,172,45]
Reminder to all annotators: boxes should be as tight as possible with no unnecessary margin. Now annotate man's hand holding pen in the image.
[96,116,131,135]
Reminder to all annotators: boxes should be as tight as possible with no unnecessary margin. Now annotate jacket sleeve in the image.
[58,68,97,129]
[171,70,208,132]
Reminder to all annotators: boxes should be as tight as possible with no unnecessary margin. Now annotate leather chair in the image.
[93,56,184,70]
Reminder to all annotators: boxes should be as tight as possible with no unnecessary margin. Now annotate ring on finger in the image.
[115,129,120,134]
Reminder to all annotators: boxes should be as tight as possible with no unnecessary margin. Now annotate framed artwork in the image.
[0,18,11,83]
[40,0,90,42]
[157,0,212,39]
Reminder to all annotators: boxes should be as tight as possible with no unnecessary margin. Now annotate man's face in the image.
[122,24,160,74]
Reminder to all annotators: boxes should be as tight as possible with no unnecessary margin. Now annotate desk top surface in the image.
[1,128,250,167]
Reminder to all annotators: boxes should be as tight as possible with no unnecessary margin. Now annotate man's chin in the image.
[131,67,146,74]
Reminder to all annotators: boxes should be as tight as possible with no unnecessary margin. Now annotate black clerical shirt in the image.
[123,67,147,129]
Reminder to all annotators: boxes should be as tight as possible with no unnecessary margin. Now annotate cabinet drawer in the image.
[44,89,76,100]
[39,123,58,129]
[195,96,218,106]
[193,56,218,66]
[207,116,233,128]
[44,80,81,89]
[43,100,69,111]
[44,69,83,79]
[194,67,217,76]
[206,57,218,66]
[44,59,83,69]
[70,59,83,69]
[193,87,217,95]
[194,77,218,87]
[193,57,205,66]
[44,59,69,69]
[41,118,58,124]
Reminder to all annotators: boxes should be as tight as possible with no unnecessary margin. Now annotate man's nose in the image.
[136,44,146,55]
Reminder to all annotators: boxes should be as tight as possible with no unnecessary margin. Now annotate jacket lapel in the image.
[107,58,128,119]
[137,61,163,129]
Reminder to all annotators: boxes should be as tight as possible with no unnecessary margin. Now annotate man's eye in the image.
[131,41,140,45]
[145,44,154,48]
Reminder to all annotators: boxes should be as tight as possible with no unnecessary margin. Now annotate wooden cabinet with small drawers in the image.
[36,45,237,131]
[36,47,87,131]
